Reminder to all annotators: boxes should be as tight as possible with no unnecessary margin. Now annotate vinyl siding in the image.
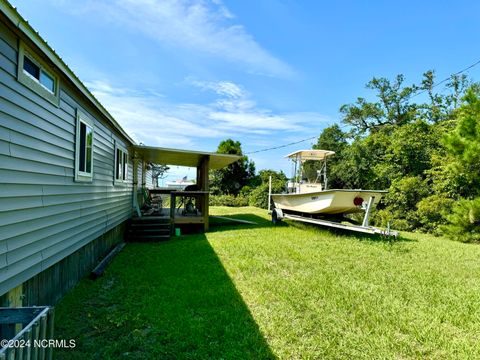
[145,169,153,188]
[0,21,133,296]
[137,160,153,189]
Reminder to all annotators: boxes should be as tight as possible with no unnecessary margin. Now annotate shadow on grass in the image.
[209,213,285,232]
[54,233,276,360]
[285,218,415,243]
[208,212,414,243]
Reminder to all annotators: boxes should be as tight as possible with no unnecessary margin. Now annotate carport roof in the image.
[133,145,241,169]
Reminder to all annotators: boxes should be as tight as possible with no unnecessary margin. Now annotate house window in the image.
[17,42,59,105]
[115,143,128,184]
[75,111,94,182]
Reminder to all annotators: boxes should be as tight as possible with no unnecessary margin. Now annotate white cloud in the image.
[86,79,330,150]
[208,112,304,132]
[189,79,246,98]
[189,79,329,133]
[86,80,224,148]
[54,0,293,77]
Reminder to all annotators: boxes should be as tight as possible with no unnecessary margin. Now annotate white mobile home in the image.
[0,1,238,308]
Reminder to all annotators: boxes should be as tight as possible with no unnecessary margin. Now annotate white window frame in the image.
[114,141,129,185]
[17,41,59,106]
[75,110,94,182]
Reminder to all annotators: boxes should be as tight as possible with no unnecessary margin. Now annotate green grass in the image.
[55,207,480,359]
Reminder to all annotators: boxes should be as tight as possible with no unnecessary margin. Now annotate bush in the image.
[209,194,248,207]
[248,181,287,209]
[441,197,480,242]
[373,176,430,231]
[247,170,287,209]
[374,208,412,231]
[248,185,269,209]
[416,194,454,234]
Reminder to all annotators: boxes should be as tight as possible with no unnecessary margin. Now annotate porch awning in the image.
[133,145,241,169]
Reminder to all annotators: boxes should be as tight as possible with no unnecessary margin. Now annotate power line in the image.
[245,136,318,155]
[411,58,480,99]
[245,57,480,155]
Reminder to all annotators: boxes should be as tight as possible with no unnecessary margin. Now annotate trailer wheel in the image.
[272,209,283,224]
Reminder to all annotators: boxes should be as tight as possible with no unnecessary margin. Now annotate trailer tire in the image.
[272,209,283,224]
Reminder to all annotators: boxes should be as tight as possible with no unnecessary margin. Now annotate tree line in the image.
[210,70,480,241]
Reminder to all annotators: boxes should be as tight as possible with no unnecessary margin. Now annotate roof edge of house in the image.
[0,1,136,145]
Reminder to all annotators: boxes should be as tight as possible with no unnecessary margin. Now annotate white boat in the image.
[271,150,387,216]
[165,178,195,190]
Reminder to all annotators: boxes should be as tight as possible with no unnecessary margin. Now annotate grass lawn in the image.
[55,207,480,359]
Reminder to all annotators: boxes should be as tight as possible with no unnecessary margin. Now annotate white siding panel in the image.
[10,144,73,168]
[0,51,15,76]
[0,196,44,212]
[0,125,10,142]
[0,169,69,185]
[0,103,73,143]
[0,69,74,130]
[0,25,134,296]
[0,36,16,63]
[0,184,43,197]
[0,154,69,177]
[0,139,9,155]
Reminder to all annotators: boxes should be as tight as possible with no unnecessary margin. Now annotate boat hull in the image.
[271,189,386,215]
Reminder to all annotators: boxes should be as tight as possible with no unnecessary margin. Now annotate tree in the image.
[303,125,348,188]
[378,120,436,181]
[419,70,446,123]
[445,74,470,112]
[374,176,430,231]
[210,139,256,196]
[443,87,480,198]
[248,170,288,209]
[333,129,391,190]
[333,71,476,233]
[340,74,419,134]
[340,72,467,135]
[418,71,470,123]
[435,86,480,240]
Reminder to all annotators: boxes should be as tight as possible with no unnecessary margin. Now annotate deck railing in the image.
[0,306,54,360]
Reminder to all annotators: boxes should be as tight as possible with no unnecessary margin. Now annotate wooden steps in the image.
[126,217,171,242]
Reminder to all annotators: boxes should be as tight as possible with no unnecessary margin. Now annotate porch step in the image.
[130,216,170,224]
[126,217,171,242]
[130,228,171,235]
[130,234,171,242]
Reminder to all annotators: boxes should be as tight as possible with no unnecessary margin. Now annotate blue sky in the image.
[9,0,480,180]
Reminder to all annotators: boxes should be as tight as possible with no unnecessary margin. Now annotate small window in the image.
[18,42,59,105]
[75,111,94,182]
[40,70,55,93]
[23,56,40,79]
[115,142,128,184]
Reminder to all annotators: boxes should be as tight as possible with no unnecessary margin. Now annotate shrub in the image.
[247,170,287,209]
[374,208,411,231]
[373,176,430,231]
[441,197,480,242]
[248,181,287,209]
[416,195,454,234]
[248,185,270,209]
[209,194,248,207]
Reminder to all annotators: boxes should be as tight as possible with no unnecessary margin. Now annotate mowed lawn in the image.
[55,207,480,359]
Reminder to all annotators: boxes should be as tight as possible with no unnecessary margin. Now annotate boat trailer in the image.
[271,207,397,238]
[268,178,398,238]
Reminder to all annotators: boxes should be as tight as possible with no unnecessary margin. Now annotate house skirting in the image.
[0,222,126,307]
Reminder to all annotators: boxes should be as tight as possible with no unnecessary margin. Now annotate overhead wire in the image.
[245,57,480,155]
[410,58,480,99]
[245,136,318,155]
